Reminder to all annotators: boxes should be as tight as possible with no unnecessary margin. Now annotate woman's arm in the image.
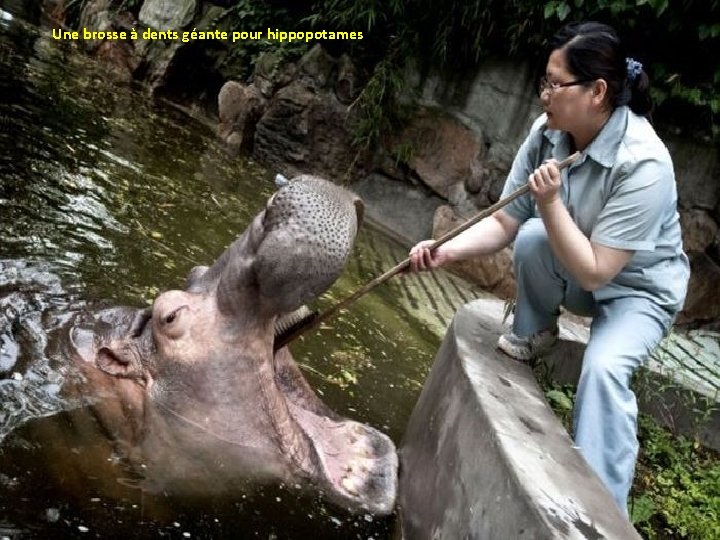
[408,209,520,272]
[531,162,633,291]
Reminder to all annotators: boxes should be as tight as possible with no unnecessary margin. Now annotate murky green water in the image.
[0,4,483,538]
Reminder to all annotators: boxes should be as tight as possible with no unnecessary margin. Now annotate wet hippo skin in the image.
[53,176,397,515]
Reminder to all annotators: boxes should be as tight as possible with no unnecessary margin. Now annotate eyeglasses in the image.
[537,76,591,96]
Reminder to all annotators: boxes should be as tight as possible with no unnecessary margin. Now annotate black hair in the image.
[549,21,652,117]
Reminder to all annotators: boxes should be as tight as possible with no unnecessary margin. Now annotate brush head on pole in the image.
[273,305,317,350]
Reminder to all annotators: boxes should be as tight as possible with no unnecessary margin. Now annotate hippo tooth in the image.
[341,475,360,496]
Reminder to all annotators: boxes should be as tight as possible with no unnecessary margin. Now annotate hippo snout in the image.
[253,176,364,315]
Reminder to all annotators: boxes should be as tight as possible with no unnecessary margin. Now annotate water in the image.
[0,4,485,538]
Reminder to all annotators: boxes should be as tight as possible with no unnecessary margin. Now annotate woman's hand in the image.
[408,240,449,272]
[528,160,562,207]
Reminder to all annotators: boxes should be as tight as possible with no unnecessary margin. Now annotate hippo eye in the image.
[162,306,187,325]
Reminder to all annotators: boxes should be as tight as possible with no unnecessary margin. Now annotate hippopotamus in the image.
[58,176,398,515]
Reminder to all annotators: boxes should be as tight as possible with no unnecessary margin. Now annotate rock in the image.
[217,81,266,153]
[225,132,243,155]
[94,41,140,81]
[335,54,357,104]
[351,173,444,244]
[432,205,516,298]
[667,137,720,211]
[44,0,67,27]
[680,209,719,253]
[679,253,720,323]
[709,230,720,267]
[483,142,516,203]
[254,82,315,169]
[78,0,113,53]
[75,1,139,78]
[253,51,296,98]
[297,44,336,90]
[464,160,485,194]
[400,110,485,200]
[373,146,408,182]
[133,39,182,93]
[413,58,541,144]
[399,300,642,539]
[139,0,197,30]
[468,142,516,207]
[254,82,359,180]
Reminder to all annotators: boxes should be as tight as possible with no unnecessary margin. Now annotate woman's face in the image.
[540,48,595,132]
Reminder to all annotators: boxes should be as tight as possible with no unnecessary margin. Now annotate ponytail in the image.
[627,66,653,117]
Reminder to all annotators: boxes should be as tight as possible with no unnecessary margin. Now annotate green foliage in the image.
[389,140,415,165]
[71,0,720,144]
[342,32,414,153]
[303,0,720,143]
[502,299,516,325]
[190,0,718,148]
[347,43,412,150]
[305,0,405,33]
[535,375,719,539]
[213,1,310,80]
[544,385,575,427]
[632,414,720,539]
[527,0,720,139]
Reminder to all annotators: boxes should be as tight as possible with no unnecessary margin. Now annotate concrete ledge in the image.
[399,299,640,539]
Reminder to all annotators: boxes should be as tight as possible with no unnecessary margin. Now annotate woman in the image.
[408,21,689,514]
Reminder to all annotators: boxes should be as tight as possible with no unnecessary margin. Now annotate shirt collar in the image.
[543,106,628,168]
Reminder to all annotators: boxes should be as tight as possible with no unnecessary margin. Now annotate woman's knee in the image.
[580,341,637,390]
[514,218,552,266]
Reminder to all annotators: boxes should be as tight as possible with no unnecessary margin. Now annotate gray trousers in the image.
[512,218,672,514]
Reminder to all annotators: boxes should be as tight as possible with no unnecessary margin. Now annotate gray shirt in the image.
[501,106,690,313]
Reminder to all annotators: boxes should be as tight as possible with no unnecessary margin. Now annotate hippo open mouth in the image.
[68,176,397,515]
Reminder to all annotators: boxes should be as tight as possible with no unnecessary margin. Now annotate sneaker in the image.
[497,327,558,361]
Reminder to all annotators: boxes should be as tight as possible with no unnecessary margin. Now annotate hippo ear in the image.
[96,346,145,380]
[185,265,209,291]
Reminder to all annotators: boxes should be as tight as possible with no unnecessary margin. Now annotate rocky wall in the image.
[55,0,720,325]
[220,49,720,324]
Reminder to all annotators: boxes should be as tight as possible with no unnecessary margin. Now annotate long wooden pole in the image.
[274,152,581,350]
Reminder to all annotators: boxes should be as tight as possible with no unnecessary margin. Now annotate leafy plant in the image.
[632,414,720,539]
[346,42,410,150]
[544,385,575,427]
[532,0,720,139]
[535,374,720,539]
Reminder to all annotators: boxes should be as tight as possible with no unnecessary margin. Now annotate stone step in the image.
[399,300,642,538]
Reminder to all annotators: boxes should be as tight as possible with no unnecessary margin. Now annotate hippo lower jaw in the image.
[265,345,398,514]
[286,399,398,514]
